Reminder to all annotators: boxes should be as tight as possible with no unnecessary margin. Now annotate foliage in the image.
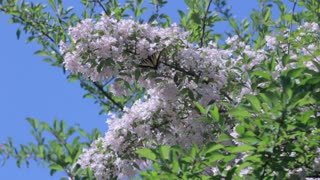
[0,0,319,179]
[0,118,101,179]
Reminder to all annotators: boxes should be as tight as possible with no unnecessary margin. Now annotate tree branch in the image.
[93,82,124,110]
[200,0,213,47]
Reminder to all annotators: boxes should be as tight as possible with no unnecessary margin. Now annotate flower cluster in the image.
[77,82,215,178]
[59,14,253,104]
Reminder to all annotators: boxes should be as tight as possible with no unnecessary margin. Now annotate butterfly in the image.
[139,51,162,70]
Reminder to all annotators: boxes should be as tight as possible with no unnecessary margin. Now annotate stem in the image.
[96,0,108,15]
[287,0,297,56]
[161,61,198,77]
[200,0,213,47]
[93,82,124,110]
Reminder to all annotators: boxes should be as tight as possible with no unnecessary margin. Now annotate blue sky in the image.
[0,0,270,179]
[0,11,107,180]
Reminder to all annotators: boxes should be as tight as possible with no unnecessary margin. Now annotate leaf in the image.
[184,0,193,8]
[26,118,38,130]
[48,0,56,11]
[251,71,272,80]
[48,164,64,171]
[210,106,220,121]
[190,11,201,24]
[159,14,171,27]
[50,169,57,176]
[286,67,306,78]
[204,151,225,161]
[178,10,186,26]
[237,136,260,144]
[190,144,198,159]
[300,110,314,124]
[54,119,59,131]
[228,144,255,153]
[16,28,21,39]
[229,107,252,119]
[282,54,290,66]
[263,7,271,22]
[203,143,224,154]
[60,120,66,132]
[148,14,158,23]
[216,133,231,143]
[235,124,245,135]
[159,146,170,160]
[297,96,316,106]
[136,148,156,161]
[246,94,261,112]
[229,18,239,34]
[172,157,180,173]
[194,101,205,114]
[34,50,48,56]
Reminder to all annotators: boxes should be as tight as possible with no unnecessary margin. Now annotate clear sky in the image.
[0,0,274,179]
[0,10,108,180]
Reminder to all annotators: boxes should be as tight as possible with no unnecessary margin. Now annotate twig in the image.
[93,82,124,110]
[96,0,108,15]
[200,0,213,47]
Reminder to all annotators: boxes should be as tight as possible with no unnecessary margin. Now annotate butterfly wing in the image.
[139,51,162,69]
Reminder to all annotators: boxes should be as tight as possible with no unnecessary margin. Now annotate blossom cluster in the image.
[61,15,319,179]
[77,82,217,178]
[59,15,188,82]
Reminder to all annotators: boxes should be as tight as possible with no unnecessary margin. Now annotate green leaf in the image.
[297,96,316,106]
[263,7,271,22]
[190,144,198,158]
[228,144,255,153]
[210,106,220,121]
[235,124,245,135]
[229,107,252,119]
[217,133,231,143]
[34,50,48,56]
[282,54,290,66]
[204,151,225,161]
[237,136,260,144]
[60,120,66,132]
[246,94,261,112]
[26,118,38,130]
[16,28,21,39]
[286,67,306,78]
[159,146,170,160]
[48,164,64,171]
[203,143,224,154]
[194,101,205,114]
[136,148,156,161]
[171,156,180,173]
[251,71,272,80]
[48,0,56,10]
[229,18,239,34]
[54,119,59,131]
[184,0,193,8]
[190,11,201,24]
[178,10,186,26]
[300,110,314,124]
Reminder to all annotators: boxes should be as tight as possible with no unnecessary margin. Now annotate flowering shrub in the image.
[1,0,319,179]
[62,11,320,180]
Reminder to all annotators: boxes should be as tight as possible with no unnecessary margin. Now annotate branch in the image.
[161,61,235,103]
[161,61,198,77]
[96,0,108,15]
[287,0,297,56]
[15,15,56,44]
[93,82,124,110]
[200,0,213,47]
